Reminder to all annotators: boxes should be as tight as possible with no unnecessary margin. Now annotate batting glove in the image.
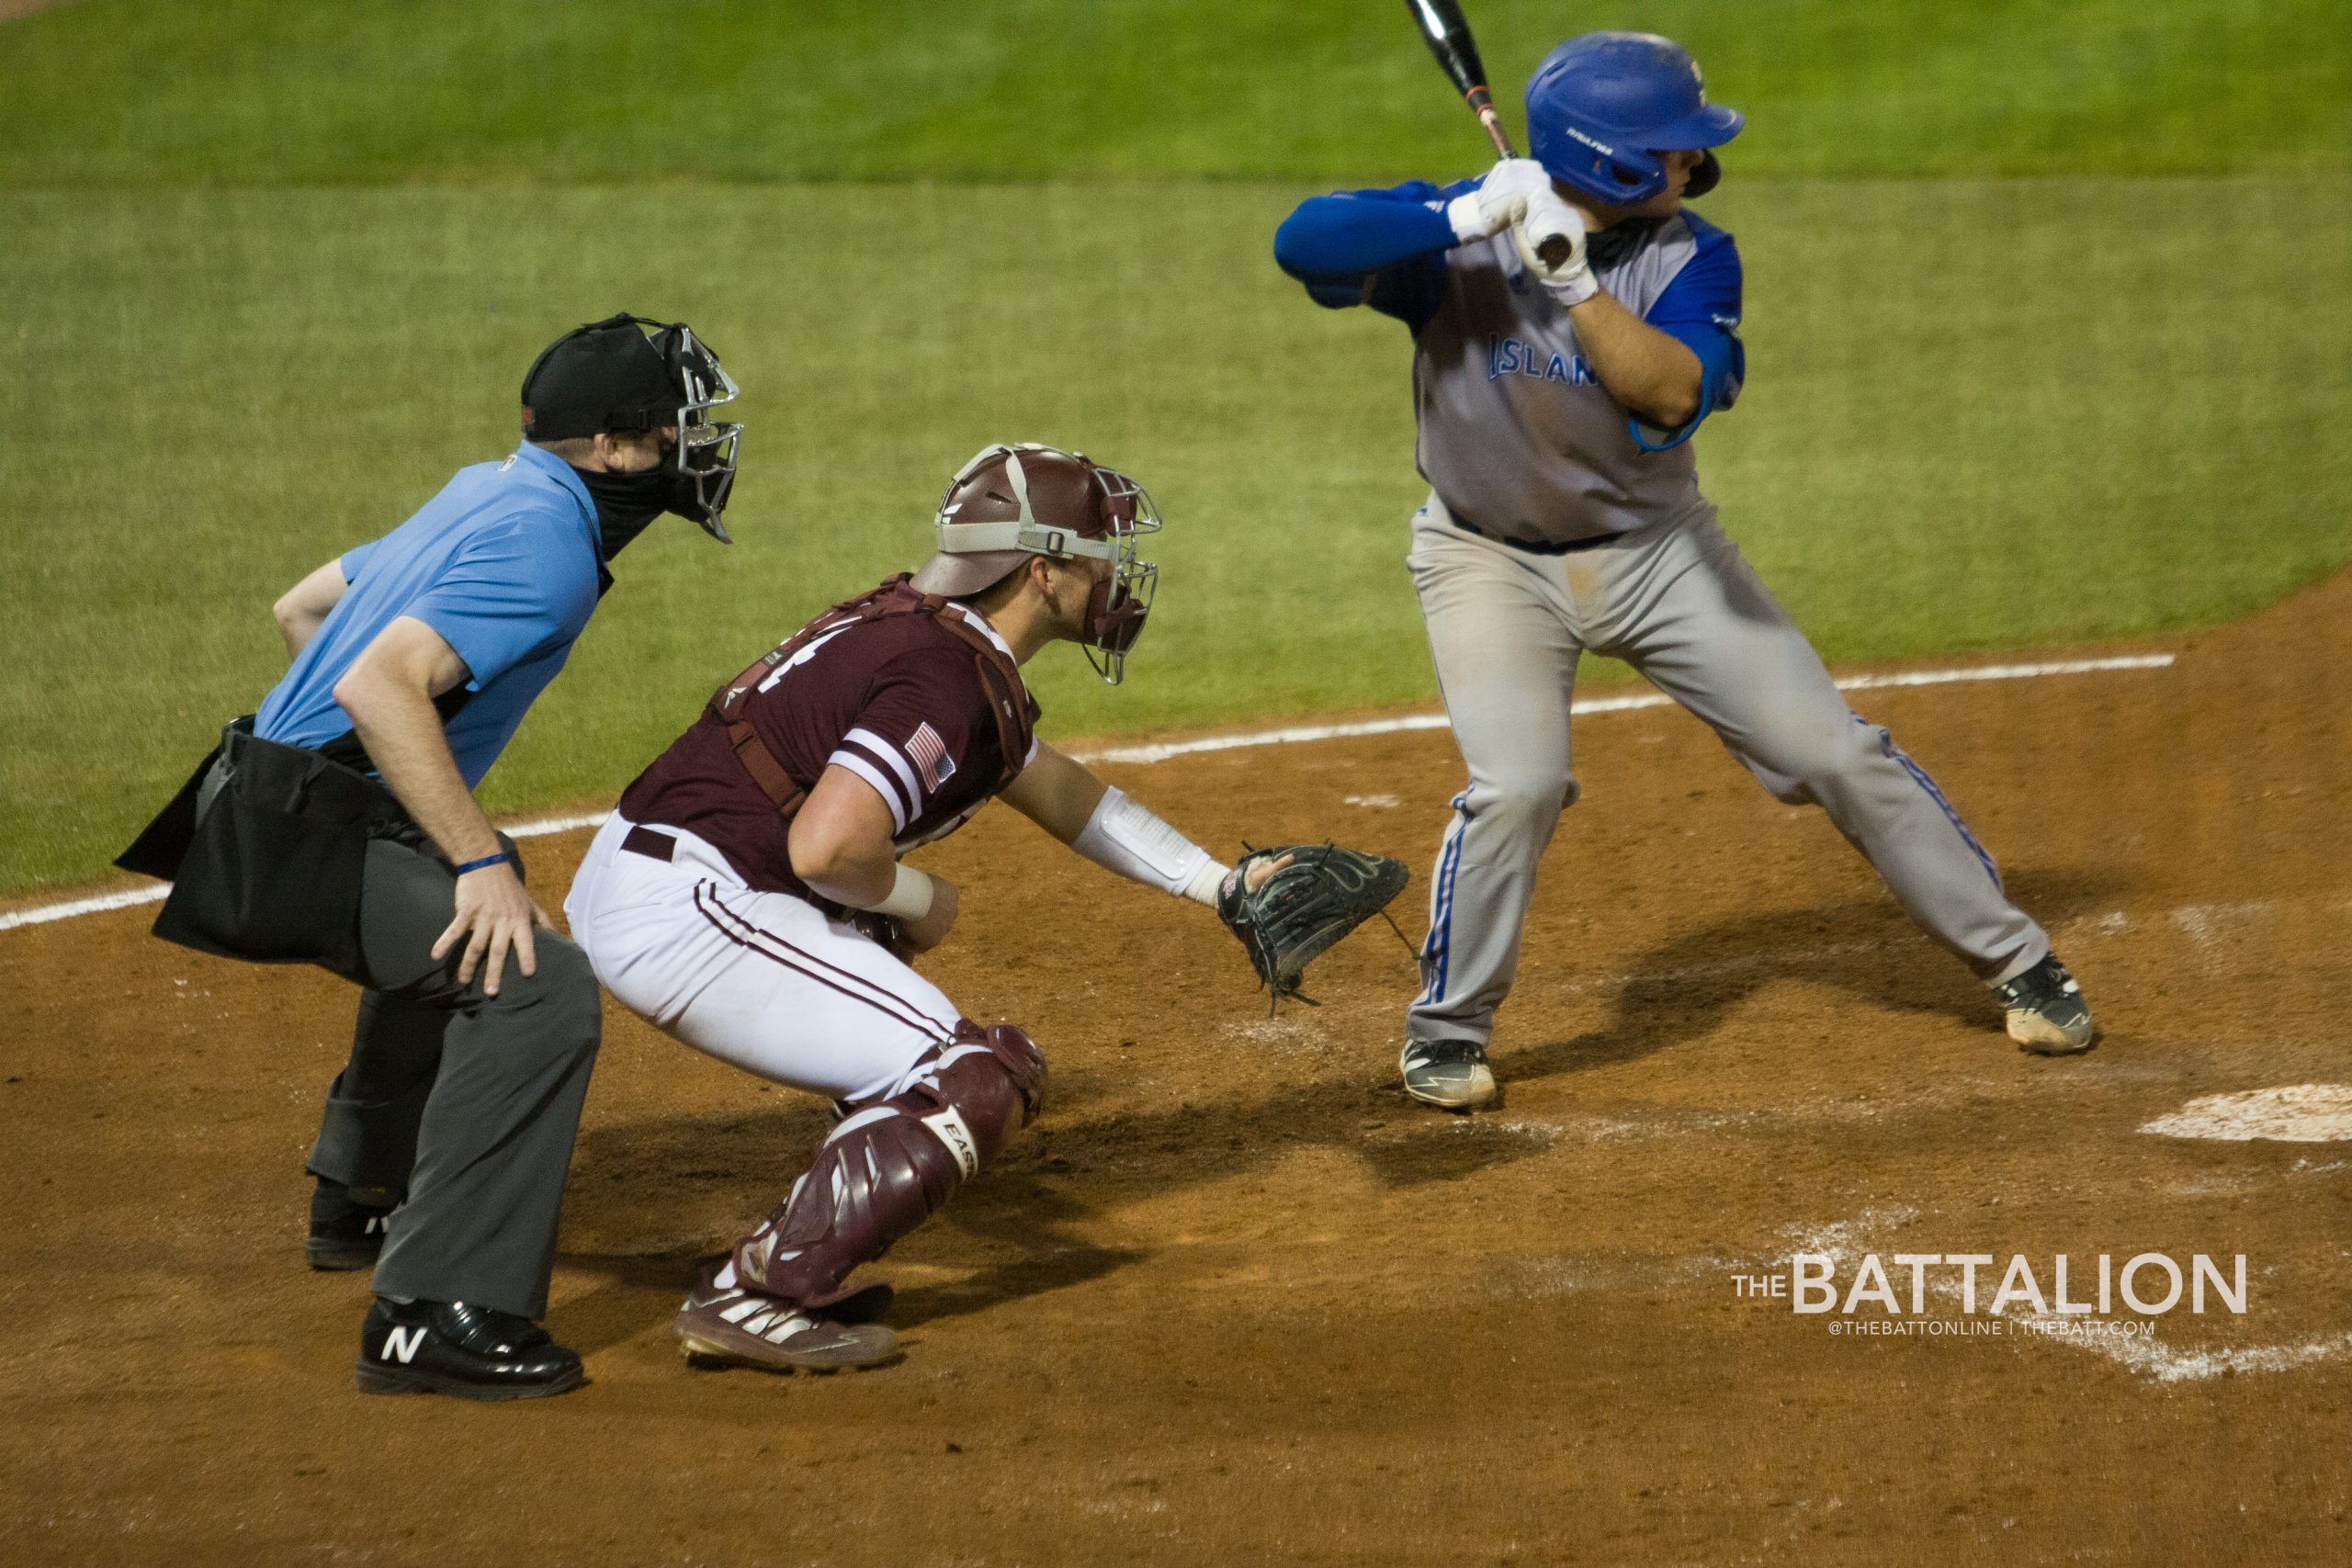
[1513,190,1597,305]
[1445,157,1555,244]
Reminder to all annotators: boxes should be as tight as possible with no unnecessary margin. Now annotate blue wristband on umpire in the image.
[453,852,514,875]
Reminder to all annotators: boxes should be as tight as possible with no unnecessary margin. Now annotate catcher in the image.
[564,442,1405,1372]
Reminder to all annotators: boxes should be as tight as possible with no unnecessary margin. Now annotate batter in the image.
[1271,31,2095,1110]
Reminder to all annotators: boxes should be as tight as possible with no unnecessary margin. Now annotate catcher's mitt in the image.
[1217,842,1410,1007]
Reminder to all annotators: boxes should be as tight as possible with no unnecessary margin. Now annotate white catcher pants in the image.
[564,814,959,1106]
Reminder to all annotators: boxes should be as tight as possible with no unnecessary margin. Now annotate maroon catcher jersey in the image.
[618,592,1039,902]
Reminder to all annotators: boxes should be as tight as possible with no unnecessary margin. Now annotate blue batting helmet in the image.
[1524,32,1743,207]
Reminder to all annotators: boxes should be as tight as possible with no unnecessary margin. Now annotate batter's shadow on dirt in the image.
[1506,868,2119,1085]
[1003,1066,1559,1199]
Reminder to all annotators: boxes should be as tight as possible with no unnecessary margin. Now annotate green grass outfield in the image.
[1,0,2344,183]
[2,0,2348,896]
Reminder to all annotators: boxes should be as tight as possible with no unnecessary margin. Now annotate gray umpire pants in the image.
[306,830,603,1320]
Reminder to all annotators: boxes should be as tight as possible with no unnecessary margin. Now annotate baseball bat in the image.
[1402,0,1575,267]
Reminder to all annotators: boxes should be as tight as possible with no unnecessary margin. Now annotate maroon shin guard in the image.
[734,1021,1045,1307]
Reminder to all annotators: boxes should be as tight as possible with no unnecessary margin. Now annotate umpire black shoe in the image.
[356,1298,585,1401]
[1995,953,2097,1055]
[306,1178,396,1271]
[1400,1038,1498,1111]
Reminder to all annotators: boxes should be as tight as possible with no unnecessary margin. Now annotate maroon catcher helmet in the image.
[910,442,1161,684]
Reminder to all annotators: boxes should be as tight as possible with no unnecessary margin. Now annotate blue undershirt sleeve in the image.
[1273,185,1455,277]
[1272,179,1473,333]
[1629,224,1747,452]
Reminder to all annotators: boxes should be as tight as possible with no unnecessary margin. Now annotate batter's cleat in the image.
[673,1260,899,1374]
[356,1298,585,1401]
[306,1178,395,1271]
[1400,1038,1498,1111]
[1995,953,2097,1055]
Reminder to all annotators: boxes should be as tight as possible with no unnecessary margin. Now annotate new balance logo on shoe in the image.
[355,1301,585,1400]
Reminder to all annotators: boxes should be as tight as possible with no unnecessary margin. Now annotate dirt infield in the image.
[6,573,2350,1567]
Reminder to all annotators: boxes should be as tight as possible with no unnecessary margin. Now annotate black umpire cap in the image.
[520,314,682,442]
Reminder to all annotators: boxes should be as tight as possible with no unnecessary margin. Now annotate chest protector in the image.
[710,574,1036,824]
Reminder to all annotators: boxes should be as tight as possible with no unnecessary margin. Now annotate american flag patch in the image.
[906,722,956,789]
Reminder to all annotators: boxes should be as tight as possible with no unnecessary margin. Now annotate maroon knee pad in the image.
[734,1021,1046,1307]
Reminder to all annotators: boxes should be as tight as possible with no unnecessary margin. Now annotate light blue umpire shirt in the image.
[254,443,605,790]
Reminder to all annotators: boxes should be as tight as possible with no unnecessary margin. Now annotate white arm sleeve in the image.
[1072,786,1227,904]
[865,863,935,920]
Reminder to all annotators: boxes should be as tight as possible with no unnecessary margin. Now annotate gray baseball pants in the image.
[306,830,602,1319]
[1406,499,2050,1050]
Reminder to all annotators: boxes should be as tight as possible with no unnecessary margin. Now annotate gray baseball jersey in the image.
[1416,213,1737,546]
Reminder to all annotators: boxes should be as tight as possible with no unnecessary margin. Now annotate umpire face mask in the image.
[579,464,667,562]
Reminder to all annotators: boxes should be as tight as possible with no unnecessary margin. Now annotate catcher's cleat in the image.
[1400,1038,1498,1111]
[1995,953,2097,1055]
[356,1298,584,1401]
[673,1260,899,1374]
[307,1178,396,1271]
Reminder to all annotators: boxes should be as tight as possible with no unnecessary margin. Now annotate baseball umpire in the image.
[118,314,744,1398]
[563,442,1405,1371]
[1271,31,2096,1111]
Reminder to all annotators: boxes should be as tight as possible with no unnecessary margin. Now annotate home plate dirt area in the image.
[6,574,2351,1567]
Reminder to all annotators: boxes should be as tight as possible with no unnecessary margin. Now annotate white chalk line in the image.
[503,811,612,840]
[1,884,168,929]
[0,651,2175,936]
[2140,1084,2352,1145]
[1076,652,2174,765]
[0,811,610,934]
[2076,1328,2352,1384]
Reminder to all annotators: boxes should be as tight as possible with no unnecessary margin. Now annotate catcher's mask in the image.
[520,313,744,541]
[911,442,1161,685]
